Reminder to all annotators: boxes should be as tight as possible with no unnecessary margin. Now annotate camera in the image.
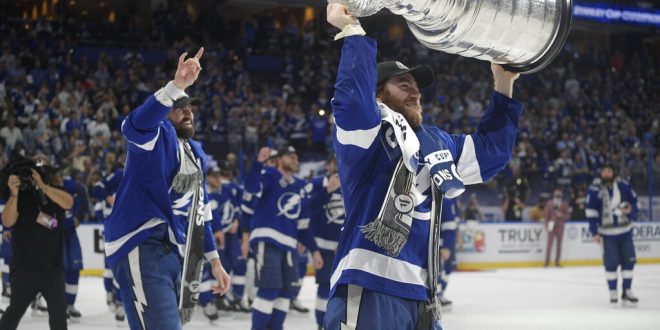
[0,153,51,200]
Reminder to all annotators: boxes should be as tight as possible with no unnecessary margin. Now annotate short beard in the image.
[600,175,614,184]
[175,127,194,139]
[380,90,422,128]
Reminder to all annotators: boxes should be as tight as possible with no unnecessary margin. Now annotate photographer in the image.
[0,155,73,330]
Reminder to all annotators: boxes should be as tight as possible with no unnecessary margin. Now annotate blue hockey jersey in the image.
[586,178,638,237]
[440,197,459,250]
[104,83,217,268]
[330,36,522,302]
[307,176,345,252]
[92,168,124,221]
[243,161,318,253]
[209,179,242,234]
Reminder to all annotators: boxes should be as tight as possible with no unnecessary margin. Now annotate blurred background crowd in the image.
[0,0,658,223]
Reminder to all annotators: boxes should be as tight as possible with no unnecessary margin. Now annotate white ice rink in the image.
[3,264,659,330]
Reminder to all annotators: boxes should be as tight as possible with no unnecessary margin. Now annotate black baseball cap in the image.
[207,166,221,175]
[277,145,297,157]
[377,61,434,89]
[172,96,201,109]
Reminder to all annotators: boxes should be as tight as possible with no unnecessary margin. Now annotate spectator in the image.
[544,188,571,267]
[0,117,22,149]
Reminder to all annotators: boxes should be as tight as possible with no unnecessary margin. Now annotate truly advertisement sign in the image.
[457,222,660,268]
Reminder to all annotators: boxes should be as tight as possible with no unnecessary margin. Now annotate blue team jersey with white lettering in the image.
[307,176,345,252]
[331,36,523,302]
[243,162,318,253]
[209,180,242,234]
[586,179,638,237]
[104,94,217,268]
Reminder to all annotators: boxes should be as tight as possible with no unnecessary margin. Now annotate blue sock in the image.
[268,291,291,330]
[64,270,80,305]
[252,288,279,330]
[315,283,330,327]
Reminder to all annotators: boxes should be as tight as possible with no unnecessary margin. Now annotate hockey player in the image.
[437,197,459,311]
[307,155,344,329]
[62,176,83,322]
[239,149,279,307]
[0,199,10,301]
[587,163,639,305]
[200,163,249,320]
[243,146,323,330]
[104,48,230,330]
[325,4,522,329]
[91,166,125,321]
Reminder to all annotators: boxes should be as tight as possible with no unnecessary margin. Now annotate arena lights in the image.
[573,2,660,27]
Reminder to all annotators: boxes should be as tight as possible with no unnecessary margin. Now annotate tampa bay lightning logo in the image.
[277,192,302,219]
[324,192,345,225]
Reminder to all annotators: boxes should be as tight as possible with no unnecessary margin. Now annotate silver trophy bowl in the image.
[332,0,572,73]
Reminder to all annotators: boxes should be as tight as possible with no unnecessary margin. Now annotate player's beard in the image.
[381,91,423,128]
[282,162,298,173]
[173,120,195,139]
[600,174,614,185]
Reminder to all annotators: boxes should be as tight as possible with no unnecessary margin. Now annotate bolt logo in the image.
[188,280,201,293]
[394,194,414,213]
[277,192,302,219]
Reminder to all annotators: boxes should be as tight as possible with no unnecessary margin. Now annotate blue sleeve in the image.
[297,192,319,252]
[202,183,218,254]
[452,92,523,184]
[204,223,218,254]
[239,191,256,234]
[586,188,600,235]
[627,184,639,221]
[440,199,458,248]
[210,200,222,233]
[243,161,271,197]
[121,96,170,153]
[332,36,382,167]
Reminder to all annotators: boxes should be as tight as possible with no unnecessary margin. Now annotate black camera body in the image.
[0,154,52,200]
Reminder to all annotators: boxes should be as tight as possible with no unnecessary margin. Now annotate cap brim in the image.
[379,65,434,89]
[404,66,434,89]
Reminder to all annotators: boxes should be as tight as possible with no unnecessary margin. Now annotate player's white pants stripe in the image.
[621,270,633,279]
[340,285,363,330]
[232,275,246,285]
[605,271,618,281]
[65,283,78,295]
[128,248,147,330]
[256,243,265,282]
[252,297,274,314]
[273,298,290,312]
[315,297,328,312]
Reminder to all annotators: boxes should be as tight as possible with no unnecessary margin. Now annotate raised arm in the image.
[122,48,204,152]
[328,4,381,162]
[451,65,523,185]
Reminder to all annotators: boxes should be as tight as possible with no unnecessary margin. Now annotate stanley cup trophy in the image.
[332,0,572,73]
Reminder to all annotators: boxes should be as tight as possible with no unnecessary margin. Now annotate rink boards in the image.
[75,221,660,275]
[456,221,660,269]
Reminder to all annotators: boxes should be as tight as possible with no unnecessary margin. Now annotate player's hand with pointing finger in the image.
[174,47,204,90]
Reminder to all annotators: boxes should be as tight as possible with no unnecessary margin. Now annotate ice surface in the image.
[3,265,659,330]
